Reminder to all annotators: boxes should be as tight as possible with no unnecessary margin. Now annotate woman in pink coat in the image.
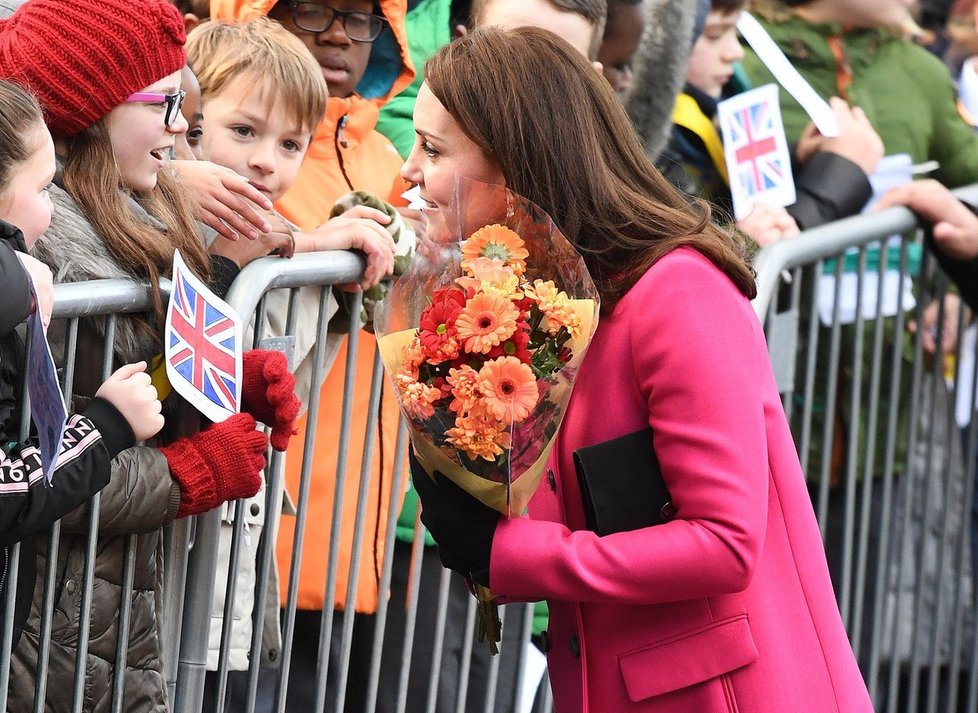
[402,26,873,713]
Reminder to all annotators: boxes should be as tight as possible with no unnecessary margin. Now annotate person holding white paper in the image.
[743,0,978,189]
[658,0,883,246]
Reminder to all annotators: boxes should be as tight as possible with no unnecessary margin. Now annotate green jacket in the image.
[376,0,451,158]
[741,14,978,188]
[742,13,966,485]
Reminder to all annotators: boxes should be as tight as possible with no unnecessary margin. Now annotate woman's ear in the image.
[183,13,201,33]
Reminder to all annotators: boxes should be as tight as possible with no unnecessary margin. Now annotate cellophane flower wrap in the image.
[376,179,599,653]
[376,179,599,524]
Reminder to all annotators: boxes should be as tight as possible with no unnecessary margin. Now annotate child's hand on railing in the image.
[737,203,800,247]
[94,361,164,442]
[298,205,396,291]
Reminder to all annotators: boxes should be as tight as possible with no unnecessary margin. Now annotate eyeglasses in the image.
[124,90,187,128]
[289,1,388,42]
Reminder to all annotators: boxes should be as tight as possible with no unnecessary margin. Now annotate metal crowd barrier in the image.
[0,253,547,713]
[752,184,978,713]
[0,277,176,713]
[8,187,978,713]
[202,252,545,713]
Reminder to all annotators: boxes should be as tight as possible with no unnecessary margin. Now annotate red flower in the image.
[419,287,466,356]
[486,321,532,364]
[514,296,535,315]
[431,375,453,399]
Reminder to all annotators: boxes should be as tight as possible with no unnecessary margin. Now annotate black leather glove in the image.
[410,451,500,583]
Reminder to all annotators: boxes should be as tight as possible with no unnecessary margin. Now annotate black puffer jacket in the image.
[0,219,134,649]
[5,184,182,713]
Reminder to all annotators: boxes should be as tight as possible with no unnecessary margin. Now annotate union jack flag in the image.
[718,84,795,220]
[729,101,785,197]
[165,250,242,422]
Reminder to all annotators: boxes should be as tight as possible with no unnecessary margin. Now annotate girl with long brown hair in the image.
[0,78,165,652]
[0,0,299,709]
[406,26,873,712]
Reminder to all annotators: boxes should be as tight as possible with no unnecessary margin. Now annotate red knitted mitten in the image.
[160,413,269,517]
[241,349,301,451]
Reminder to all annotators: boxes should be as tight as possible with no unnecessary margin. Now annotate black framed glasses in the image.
[289,1,388,42]
[125,89,187,128]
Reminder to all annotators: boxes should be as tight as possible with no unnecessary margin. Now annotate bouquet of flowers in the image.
[376,179,599,652]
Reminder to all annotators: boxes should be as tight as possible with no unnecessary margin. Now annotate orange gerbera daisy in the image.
[461,225,529,276]
[479,356,538,423]
[447,364,482,413]
[446,413,513,461]
[455,291,519,354]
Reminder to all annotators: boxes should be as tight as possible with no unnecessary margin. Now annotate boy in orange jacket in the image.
[209,1,413,711]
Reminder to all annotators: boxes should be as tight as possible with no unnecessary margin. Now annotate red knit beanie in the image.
[0,0,186,138]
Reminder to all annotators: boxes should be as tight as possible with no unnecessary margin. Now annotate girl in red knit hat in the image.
[0,0,302,710]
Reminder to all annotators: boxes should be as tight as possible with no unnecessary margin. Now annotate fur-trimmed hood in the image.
[624,0,701,161]
[31,170,165,366]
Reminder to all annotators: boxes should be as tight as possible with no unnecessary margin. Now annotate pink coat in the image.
[491,248,872,713]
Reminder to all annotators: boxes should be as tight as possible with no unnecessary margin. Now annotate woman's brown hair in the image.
[0,80,45,198]
[62,119,211,320]
[424,26,756,313]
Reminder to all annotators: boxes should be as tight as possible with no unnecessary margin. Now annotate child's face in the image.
[269,0,377,99]
[401,83,505,213]
[174,65,204,161]
[477,0,595,57]
[685,9,744,99]
[200,77,312,203]
[0,123,55,248]
[105,70,188,193]
[597,4,645,95]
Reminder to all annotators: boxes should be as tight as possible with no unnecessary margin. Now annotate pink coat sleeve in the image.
[491,251,772,605]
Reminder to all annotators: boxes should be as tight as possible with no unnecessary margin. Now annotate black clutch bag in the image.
[572,427,674,536]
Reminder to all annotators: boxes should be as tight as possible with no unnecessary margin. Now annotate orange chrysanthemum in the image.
[399,336,426,378]
[455,291,520,354]
[446,413,513,462]
[427,336,460,365]
[525,279,581,337]
[447,365,482,413]
[395,373,441,420]
[479,356,538,423]
[461,225,529,277]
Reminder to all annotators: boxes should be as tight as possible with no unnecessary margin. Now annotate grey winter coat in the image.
[624,0,700,162]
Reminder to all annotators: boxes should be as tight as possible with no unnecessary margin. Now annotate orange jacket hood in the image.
[210,0,415,112]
